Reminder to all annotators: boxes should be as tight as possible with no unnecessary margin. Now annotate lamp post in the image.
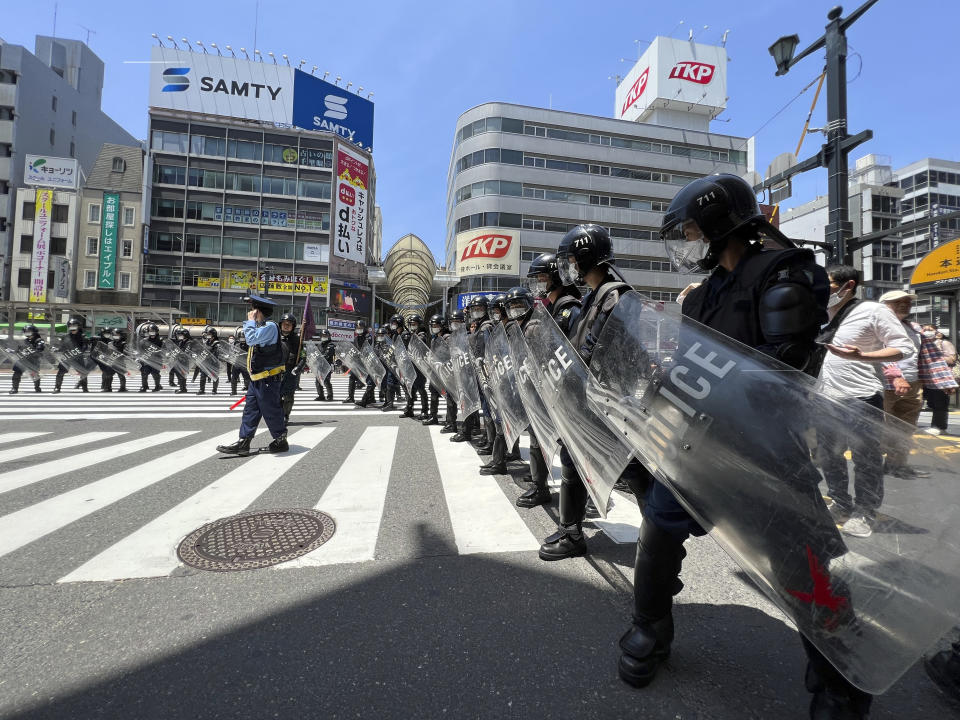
[768,1,879,265]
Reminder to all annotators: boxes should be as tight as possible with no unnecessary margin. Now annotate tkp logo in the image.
[323,94,348,120]
[460,233,512,261]
[620,68,649,117]
[161,67,190,92]
[668,62,715,84]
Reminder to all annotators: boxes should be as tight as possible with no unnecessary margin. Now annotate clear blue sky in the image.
[5,0,958,263]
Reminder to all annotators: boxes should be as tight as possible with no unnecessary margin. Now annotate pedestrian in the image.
[920,324,957,435]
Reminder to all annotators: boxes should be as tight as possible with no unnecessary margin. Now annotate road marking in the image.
[0,431,197,496]
[0,430,240,559]
[280,426,399,568]
[0,431,126,466]
[0,432,51,445]
[429,425,539,555]
[60,427,334,583]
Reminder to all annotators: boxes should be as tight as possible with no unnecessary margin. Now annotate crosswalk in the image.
[0,373,403,419]
[0,424,645,586]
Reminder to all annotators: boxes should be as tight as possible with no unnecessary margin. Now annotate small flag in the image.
[302,294,317,339]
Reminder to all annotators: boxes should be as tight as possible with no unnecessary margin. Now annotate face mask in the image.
[923,331,936,339]
[410,324,419,333]
[507,306,527,320]
[430,325,440,335]
[532,280,550,297]
[355,329,364,336]
[390,323,397,331]
[470,309,486,320]
[827,289,846,309]
[491,310,502,322]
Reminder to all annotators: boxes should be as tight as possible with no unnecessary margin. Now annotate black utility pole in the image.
[263,265,272,297]
[768,1,880,265]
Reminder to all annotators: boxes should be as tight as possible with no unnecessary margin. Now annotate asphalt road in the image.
[0,374,957,719]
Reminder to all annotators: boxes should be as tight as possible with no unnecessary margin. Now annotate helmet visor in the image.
[469,308,486,320]
[524,274,551,298]
[557,255,578,286]
[663,220,710,274]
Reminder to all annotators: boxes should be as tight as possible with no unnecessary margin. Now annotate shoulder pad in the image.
[602,289,620,313]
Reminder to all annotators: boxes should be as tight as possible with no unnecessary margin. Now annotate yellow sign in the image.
[222,270,327,295]
[29,189,54,303]
[197,277,221,288]
[910,238,960,287]
[282,148,298,163]
[180,317,209,326]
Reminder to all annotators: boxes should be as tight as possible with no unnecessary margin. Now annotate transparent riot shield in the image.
[505,323,561,467]
[375,337,403,387]
[361,342,387,389]
[487,324,530,450]
[185,339,220,381]
[161,339,190,377]
[428,336,458,398]
[448,328,481,418]
[90,343,141,376]
[131,337,167,371]
[214,339,245,367]
[406,334,446,396]
[523,305,633,518]
[304,341,332,380]
[0,339,47,379]
[393,337,419,394]
[585,290,960,694]
[49,337,97,376]
[334,340,368,383]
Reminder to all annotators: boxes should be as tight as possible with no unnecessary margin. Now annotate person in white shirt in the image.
[816,266,915,538]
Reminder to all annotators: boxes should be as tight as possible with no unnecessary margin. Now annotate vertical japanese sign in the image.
[98,193,119,289]
[333,146,368,263]
[29,189,53,302]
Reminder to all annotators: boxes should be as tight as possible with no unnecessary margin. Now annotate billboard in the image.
[329,283,371,315]
[615,37,727,123]
[221,270,327,295]
[457,291,500,310]
[455,227,520,278]
[29,189,54,303]
[98,193,119,289]
[149,47,374,149]
[24,155,79,189]
[333,146,369,264]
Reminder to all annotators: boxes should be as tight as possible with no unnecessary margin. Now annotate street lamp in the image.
[768,34,800,75]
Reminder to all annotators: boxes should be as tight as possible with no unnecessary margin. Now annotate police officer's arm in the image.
[243,320,278,347]
[757,259,827,371]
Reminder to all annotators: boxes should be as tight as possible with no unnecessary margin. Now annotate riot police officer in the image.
[94,328,116,392]
[314,329,336,401]
[422,313,448,426]
[618,174,865,719]
[229,326,251,395]
[171,327,190,394]
[278,313,303,421]
[451,297,493,451]
[9,324,44,394]
[216,294,288,456]
[138,323,163,392]
[197,326,220,395]
[54,317,89,393]
[109,329,129,392]
[343,319,376,406]
[372,327,400,411]
[489,294,507,324]
[439,312,461,433]
[400,314,429,419]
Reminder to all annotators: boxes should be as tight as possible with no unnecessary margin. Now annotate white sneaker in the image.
[923,427,942,436]
[841,513,873,538]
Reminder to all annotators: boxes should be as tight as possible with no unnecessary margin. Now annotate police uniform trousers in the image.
[316,370,333,400]
[239,375,286,439]
[11,362,41,392]
[230,364,250,394]
[140,363,161,390]
[280,370,298,417]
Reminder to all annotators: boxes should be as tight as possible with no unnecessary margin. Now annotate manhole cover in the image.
[177,509,336,572]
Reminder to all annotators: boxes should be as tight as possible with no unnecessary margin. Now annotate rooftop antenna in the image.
[311,65,318,75]
[253,0,260,51]
[721,29,730,47]
[52,2,57,38]
[667,19,684,38]
[78,24,97,45]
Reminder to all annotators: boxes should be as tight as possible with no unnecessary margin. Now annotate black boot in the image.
[342,396,355,404]
[517,446,551,507]
[421,415,439,426]
[480,435,507,474]
[217,437,252,456]
[268,434,289,453]
[80,378,89,393]
[139,385,148,392]
[9,375,20,394]
[33,379,42,392]
[924,639,960,706]
[517,484,551,507]
[538,471,588,560]
[618,521,686,688]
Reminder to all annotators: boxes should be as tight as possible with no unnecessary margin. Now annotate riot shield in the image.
[0,339,46,379]
[393,338,419,394]
[448,328,481,418]
[523,305,633,518]
[428,336,458,397]
[486,324,530,450]
[361,343,387,389]
[49,338,96,376]
[407,334,447,396]
[131,338,167,371]
[333,341,368,383]
[214,340,245,366]
[505,323,561,467]
[304,341,332,380]
[375,338,402,384]
[90,343,141,376]
[585,290,960,694]
[185,339,220,381]
[161,339,190,377]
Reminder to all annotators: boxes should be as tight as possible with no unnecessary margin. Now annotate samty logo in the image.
[324,95,349,120]
[460,233,512,261]
[620,68,649,117]
[668,62,715,84]
[161,67,191,92]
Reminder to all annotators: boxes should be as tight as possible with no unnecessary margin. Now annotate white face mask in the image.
[470,308,486,320]
[923,330,936,339]
[491,310,502,322]
[507,306,527,319]
[827,290,846,309]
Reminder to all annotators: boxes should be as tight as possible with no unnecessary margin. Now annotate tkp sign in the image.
[455,228,520,278]
[620,68,649,117]
[668,62,715,84]
[460,233,512,261]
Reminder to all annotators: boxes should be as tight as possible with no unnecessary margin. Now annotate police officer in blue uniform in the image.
[216,294,289,456]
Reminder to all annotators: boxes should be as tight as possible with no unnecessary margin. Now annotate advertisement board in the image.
[24,155,79,189]
[29,189,53,302]
[457,291,500,310]
[149,48,374,149]
[455,227,520,278]
[329,284,371,316]
[221,270,327,295]
[910,238,960,291]
[615,37,727,122]
[333,146,369,263]
[302,242,329,263]
[98,193,119,290]
[54,256,70,299]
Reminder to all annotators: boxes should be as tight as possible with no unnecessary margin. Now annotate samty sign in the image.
[455,227,520,278]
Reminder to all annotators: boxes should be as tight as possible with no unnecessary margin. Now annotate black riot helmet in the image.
[526,253,563,297]
[23,324,39,338]
[389,313,404,332]
[467,295,489,321]
[176,327,190,340]
[279,313,297,332]
[320,329,332,341]
[355,319,368,335]
[146,322,160,339]
[375,327,388,343]
[660,173,795,273]
[557,224,614,285]
[504,286,534,323]
[202,326,218,340]
[407,314,422,331]
[234,326,246,341]
[489,295,507,323]
[449,309,466,332]
[67,317,83,333]
[428,313,446,336]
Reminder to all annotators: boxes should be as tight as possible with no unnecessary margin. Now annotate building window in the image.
[119,272,131,290]
[86,236,98,256]
[71,110,77,127]
[88,203,101,223]
[122,206,135,226]
[21,203,34,220]
[17,269,30,287]
[112,157,126,172]
[50,237,66,255]
[84,270,96,288]
[19,235,33,253]
[121,238,133,257]
[52,96,58,111]
[49,129,55,145]
[52,204,69,223]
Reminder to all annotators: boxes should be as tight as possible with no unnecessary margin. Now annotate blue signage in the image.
[292,70,375,150]
[457,292,499,310]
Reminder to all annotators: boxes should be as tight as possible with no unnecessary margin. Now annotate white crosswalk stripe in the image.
[0,423,643,586]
